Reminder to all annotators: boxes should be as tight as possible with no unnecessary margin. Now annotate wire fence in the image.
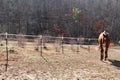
[0,33,98,71]
[0,33,98,53]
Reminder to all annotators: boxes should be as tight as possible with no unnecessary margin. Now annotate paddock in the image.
[0,33,120,80]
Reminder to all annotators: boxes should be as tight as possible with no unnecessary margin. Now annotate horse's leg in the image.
[100,43,104,61]
[105,44,109,61]
[105,47,108,61]
[100,48,104,61]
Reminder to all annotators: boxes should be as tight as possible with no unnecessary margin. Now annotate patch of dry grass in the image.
[0,41,120,80]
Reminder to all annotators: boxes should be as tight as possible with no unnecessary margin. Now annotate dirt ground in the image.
[0,45,120,80]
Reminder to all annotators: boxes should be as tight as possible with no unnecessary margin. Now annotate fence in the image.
[0,33,98,71]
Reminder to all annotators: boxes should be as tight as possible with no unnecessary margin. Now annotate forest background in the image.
[0,0,120,43]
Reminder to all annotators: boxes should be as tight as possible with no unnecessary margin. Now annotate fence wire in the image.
[0,33,99,71]
[0,33,98,53]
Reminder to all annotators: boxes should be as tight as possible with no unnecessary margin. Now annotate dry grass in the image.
[0,41,120,80]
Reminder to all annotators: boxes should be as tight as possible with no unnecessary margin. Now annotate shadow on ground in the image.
[108,59,120,69]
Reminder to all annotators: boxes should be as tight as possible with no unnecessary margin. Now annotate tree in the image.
[0,0,120,43]
[72,7,81,37]
[72,7,81,23]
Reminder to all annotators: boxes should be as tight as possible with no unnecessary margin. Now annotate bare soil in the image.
[0,45,120,80]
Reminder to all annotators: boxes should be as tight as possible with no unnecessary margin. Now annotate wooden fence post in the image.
[40,35,43,56]
[88,38,90,53]
[5,32,8,71]
[61,36,64,54]
[77,38,79,53]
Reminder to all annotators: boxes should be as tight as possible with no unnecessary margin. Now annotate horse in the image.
[98,31,110,61]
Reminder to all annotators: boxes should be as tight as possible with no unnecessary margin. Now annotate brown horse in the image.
[98,31,110,61]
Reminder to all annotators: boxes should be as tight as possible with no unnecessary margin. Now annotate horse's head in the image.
[103,31,109,38]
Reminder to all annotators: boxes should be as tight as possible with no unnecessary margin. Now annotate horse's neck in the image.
[105,36,110,41]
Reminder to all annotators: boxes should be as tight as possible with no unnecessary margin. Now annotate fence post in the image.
[77,38,79,53]
[5,32,8,71]
[88,38,90,53]
[61,36,64,54]
[40,35,43,56]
